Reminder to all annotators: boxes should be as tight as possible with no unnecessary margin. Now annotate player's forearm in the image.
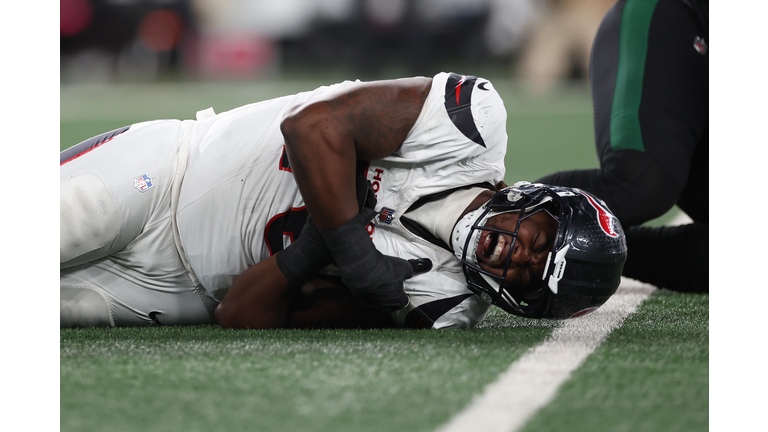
[285,277,397,329]
[281,109,359,230]
[275,79,434,313]
[215,255,296,329]
[280,78,431,230]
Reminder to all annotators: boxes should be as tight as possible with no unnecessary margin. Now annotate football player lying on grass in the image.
[216,179,628,329]
[61,72,627,329]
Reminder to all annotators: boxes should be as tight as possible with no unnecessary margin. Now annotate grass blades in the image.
[61,314,556,432]
[519,291,709,432]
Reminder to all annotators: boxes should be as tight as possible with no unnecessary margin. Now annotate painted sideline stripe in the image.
[436,278,656,432]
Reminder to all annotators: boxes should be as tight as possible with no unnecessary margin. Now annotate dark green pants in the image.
[538,0,709,292]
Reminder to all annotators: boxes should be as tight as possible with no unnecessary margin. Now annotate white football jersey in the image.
[176,84,348,300]
[176,72,507,328]
[364,72,507,329]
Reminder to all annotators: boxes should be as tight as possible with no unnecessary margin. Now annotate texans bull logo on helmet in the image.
[452,182,628,320]
[579,191,619,238]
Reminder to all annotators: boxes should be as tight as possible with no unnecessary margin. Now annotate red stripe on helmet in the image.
[579,191,619,238]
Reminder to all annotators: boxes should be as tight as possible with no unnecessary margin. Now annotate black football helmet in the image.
[452,182,627,319]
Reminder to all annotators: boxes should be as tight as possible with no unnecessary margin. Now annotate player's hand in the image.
[350,255,433,311]
[275,176,380,287]
[275,215,331,287]
[355,175,378,224]
[321,212,433,312]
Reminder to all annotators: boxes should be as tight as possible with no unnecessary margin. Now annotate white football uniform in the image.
[60,72,507,329]
[362,72,507,329]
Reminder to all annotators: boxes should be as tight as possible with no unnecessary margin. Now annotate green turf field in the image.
[60,289,708,432]
[60,77,708,431]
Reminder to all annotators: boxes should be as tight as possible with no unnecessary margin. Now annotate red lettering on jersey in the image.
[370,168,385,194]
[366,167,385,239]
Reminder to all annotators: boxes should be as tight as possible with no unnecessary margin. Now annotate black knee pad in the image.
[622,222,708,292]
[598,150,681,226]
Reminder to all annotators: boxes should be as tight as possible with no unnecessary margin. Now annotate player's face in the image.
[474,211,558,293]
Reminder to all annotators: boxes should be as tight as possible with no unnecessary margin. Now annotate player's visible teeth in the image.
[489,235,505,263]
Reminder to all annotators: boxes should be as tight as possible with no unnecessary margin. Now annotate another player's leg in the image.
[538,0,708,292]
[621,129,709,293]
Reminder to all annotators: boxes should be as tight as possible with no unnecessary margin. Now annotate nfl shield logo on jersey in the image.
[378,207,396,224]
[134,173,155,192]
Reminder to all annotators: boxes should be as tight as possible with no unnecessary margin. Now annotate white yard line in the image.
[436,278,656,432]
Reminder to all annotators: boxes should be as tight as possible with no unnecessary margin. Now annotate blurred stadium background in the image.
[61,0,685,224]
[61,0,612,86]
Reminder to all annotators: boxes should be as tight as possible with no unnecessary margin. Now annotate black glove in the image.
[321,212,432,312]
[275,215,331,287]
[354,174,378,224]
[275,176,379,287]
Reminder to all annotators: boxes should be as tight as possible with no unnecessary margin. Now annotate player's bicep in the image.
[282,78,431,161]
[344,80,431,160]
